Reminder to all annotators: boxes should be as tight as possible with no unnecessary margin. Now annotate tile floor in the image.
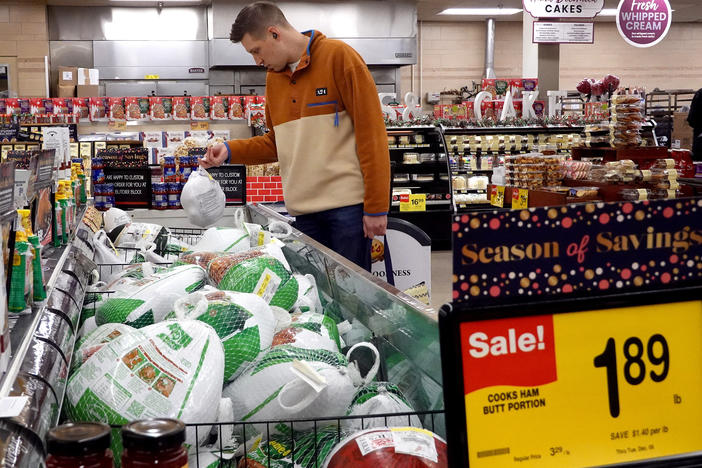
[430,250,453,312]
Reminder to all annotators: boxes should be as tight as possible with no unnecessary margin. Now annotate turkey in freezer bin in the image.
[188,226,251,254]
[240,426,342,468]
[170,286,277,382]
[71,323,136,373]
[322,427,448,468]
[343,381,422,432]
[292,273,323,314]
[222,342,379,436]
[181,167,226,228]
[271,311,343,352]
[64,320,225,457]
[94,264,207,328]
[208,244,299,312]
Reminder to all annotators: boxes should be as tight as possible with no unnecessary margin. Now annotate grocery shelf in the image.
[442,125,585,135]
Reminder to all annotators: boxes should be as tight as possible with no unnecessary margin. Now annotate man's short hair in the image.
[230,2,289,43]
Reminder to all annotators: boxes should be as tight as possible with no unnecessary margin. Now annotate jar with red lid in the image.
[121,419,188,468]
[46,422,114,468]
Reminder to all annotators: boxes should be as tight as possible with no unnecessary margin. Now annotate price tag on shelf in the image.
[190,121,210,131]
[94,141,107,151]
[13,144,25,151]
[511,188,528,209]
[108,120,127,131]
[454,300,702,468]
[490,185,505,208]
[400,193,426,212]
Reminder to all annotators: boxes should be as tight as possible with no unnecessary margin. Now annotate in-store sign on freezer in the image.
[460,301,702,467]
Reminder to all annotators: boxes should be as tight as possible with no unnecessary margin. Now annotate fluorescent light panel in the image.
[438,8,523,16]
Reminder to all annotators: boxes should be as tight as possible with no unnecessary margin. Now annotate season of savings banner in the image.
[452,198,702,306]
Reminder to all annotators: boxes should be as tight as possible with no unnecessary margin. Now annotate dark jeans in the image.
[294,204,371,271]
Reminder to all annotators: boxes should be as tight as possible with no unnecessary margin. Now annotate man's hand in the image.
[199,143,229,169]
[363,215,387,239]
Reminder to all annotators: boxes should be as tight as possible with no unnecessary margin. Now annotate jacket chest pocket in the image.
[307,100,339,127]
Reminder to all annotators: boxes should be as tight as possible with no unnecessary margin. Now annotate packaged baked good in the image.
[655,179,680,190]
[209,96,229,120]
[522,78,538,92]
[403,152,419,164]
[125,97,149,121]
[652,158,676,169]
[71,98,88,120]
[481,78,497,99]
[149,97,172,120]
[452,176,467,190]
[620,188,651,201]
[412,173,434,182]
[569,187,599,198]
[89,97,109,121]
[108,97,125,121]
[190,96,210,120]
[172,97,191,120]
[420,153,435,163]
[5,98,19,115]
[393,173,409,183]
[652,189,680,200]
[52,97,72,115]
[30,98,45,115]
[612,94,643,105]
[229,96,245,119]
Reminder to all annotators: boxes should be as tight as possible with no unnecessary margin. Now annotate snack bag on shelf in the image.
[108,97,125,122]
[73,98,89,121]
[125,97,149,121]
[89,97,109,122]
[229,96,245,119]
[29,98,45,115]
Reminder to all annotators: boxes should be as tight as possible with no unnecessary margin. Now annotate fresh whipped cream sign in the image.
[617,0,672,48]
[523,0,604,18]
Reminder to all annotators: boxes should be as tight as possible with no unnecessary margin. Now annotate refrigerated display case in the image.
[0,203,445,466]
[387,125,453,250]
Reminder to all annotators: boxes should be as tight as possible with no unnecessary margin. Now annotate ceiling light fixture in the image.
[438,8,523,16]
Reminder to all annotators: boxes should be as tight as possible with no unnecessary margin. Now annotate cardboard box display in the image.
[77,85,99,97]
[58,66,78,86]
[57,84,75,98]
[77,68,99,85]
[672,112,693,150]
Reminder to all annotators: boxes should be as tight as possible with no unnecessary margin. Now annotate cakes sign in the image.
[616,0,672,48]
[523,0,604,18]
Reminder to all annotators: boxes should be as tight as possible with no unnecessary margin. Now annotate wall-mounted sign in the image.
[523,0,604,18]
[616,0,672,48]
[533,21,595,44]
[453,198,702,306]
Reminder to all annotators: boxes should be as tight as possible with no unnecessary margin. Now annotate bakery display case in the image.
[387,126,453,250]
[442,125,585,212]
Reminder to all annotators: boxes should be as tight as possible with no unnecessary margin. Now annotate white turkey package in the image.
[222,342,379,435]
[188,227,250,254]
[95,264,206,328]
[271,312,341,352]
[172,287,277,382]
[65,320,225,449]
[71,323,136,372]
[343,381,422,431]
[181,167,226,227]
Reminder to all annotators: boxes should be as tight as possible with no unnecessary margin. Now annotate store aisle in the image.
[431,250,453,312]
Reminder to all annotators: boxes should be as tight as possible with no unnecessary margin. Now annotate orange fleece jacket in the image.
[225,30,390,217]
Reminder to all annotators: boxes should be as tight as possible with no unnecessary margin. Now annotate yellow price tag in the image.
[144,74,160,80]
[512,188,529,210]
[255,273,272,297]
[460,300,702,468]
[109,120,127,131]
[400,193,426,212]
[14,144,25,151]
[190,121,210,131]
[490,185,505,208]
[257,230,266,246]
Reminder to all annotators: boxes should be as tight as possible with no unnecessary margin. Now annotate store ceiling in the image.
[44,0,702,22]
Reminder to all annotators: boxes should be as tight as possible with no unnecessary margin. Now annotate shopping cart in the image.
[84,226,446,467]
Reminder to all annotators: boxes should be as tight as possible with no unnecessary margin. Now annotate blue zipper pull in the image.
[334,102,339,127]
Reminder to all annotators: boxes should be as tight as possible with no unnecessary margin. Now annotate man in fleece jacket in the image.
[201,2,390,271]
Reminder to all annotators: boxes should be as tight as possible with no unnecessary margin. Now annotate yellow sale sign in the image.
[462,301,702,467]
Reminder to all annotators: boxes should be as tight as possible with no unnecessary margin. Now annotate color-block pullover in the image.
[225,30,391,217]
